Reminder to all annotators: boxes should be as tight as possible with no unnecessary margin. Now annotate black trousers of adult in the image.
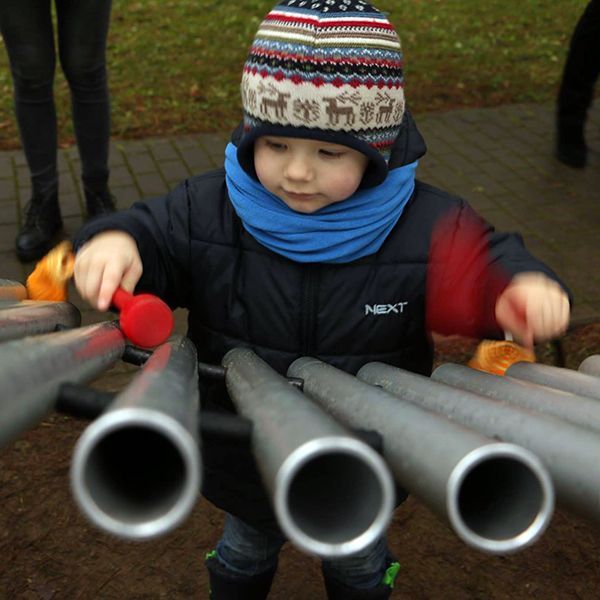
[557,0,600,125]
[0,0,113,198]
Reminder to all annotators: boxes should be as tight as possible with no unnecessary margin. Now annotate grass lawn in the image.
[0,0,589,149]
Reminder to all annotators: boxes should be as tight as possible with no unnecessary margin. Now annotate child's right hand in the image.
[74,231,142,311]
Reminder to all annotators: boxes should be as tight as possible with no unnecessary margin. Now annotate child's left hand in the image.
[495,272,570,348]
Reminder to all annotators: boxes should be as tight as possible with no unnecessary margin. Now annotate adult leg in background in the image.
[0,0,63,261]
[56,0,115,218]
[556,0,600,167]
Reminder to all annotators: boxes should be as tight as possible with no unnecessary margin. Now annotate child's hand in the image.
[495,272,570,348]
[74,231,142,311]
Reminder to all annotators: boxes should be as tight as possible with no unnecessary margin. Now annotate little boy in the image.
[72,1,570,598]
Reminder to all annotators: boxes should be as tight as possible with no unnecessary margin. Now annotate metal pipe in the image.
[358,362,600,525]
[71,335,201,541]
[288,357,553,555]
[0,321,125,449]
[433,363,600,433]
[0,300,81,342]
[580,355,600,377]
[223,348,394,558]
[506,362,600,401]
[0,279,27,300]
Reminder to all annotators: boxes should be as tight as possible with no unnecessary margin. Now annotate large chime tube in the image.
[71,335,201,540]
[433,363,600,433]
[579,355,600,377]
[288,357,553,555]
[505,362,600,401]
[0,300,81,342]
[223,348,394,558]
[358,363,600,525]
[0,321,125,449]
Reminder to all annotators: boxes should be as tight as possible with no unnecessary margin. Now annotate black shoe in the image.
[84,186,116,219]
[555,140,587,168]
[15,192,63,263]
[205,552,277,600]
[556,116,588,168]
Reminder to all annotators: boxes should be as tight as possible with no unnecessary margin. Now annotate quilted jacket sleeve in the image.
[72,180,193,309]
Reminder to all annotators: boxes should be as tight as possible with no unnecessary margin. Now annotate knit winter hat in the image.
[237,0,406,188]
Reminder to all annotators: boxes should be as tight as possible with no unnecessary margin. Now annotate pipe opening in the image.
[286,451,384,545]
[457,457,544,540]
[83,426,186,523]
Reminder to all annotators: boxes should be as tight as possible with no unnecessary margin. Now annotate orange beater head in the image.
[468,340,535,376]
[25,241,75,301]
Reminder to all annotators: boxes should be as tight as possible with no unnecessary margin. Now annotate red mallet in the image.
[111,287,174,349]
[426,209,510,338]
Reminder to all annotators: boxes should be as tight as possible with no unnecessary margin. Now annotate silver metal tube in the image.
[358,362,600,525]
[0,279,27,300]
[288,357,553,554]
[71,335,201,541]
[506,362,600,401]
[433,363,600,433]
[0,321,125,449]
[0,300,81,342]
[580,355,600,377]
[223,348,394,558]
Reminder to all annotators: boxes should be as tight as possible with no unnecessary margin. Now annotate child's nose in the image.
[284,155,313,181]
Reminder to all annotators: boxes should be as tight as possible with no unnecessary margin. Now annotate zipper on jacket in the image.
[301,266,319,356]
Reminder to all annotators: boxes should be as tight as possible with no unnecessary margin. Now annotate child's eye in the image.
[266,140,286,151]
[319,149,344,158]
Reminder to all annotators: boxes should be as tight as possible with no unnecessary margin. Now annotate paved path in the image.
[0,101,598,325]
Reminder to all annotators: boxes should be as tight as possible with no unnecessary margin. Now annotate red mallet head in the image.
[112,287,174,348]
[426,209,510,338]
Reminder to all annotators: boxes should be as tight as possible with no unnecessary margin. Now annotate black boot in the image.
[322,558,400,600]
[84,185,116,220]
[205,551,277,600]
[15,191,63,263]
[555,115,587,168]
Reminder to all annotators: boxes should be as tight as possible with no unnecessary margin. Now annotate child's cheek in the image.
[327,170,363,201]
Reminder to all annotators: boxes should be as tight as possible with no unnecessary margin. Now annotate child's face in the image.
[254,136,369,213]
